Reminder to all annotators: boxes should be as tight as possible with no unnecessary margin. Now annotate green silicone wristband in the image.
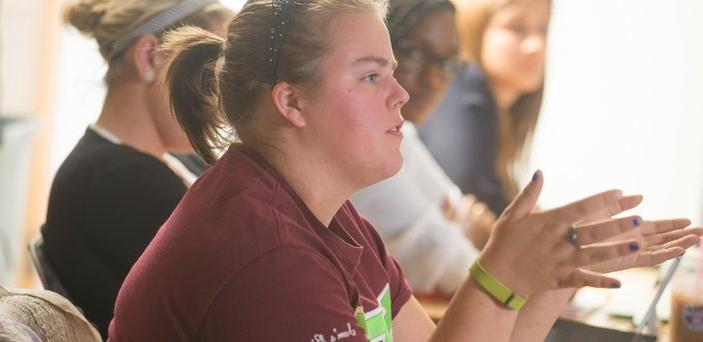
[470,261,528,310]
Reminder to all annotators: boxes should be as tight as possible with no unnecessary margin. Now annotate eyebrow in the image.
[352,56,398,70]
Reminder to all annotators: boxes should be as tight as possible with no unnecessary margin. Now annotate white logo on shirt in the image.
[310,322,358,342]
[310,283,393,342]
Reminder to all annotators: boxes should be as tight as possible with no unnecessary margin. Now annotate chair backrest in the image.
[0,285,102,342]
[27,235,71,301]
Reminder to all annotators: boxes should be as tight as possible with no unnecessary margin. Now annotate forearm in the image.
[430,278,519,342]
[509,288,576,342]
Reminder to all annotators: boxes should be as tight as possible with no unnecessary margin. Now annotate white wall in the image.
[0,0,44,116]
[0,0,46,284]
[530,0,703,222]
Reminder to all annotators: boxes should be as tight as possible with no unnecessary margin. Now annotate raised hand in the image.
[476,170,701,297]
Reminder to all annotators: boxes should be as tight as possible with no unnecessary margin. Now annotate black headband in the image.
[268,0,307,84]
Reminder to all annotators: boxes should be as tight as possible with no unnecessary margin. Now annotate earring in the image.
[143,70,155,83]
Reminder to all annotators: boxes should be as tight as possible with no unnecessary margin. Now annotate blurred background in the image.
[1,0,702,289]
[531,0,703,222]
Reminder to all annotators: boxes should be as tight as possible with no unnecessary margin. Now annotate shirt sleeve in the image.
[198,246,368,341]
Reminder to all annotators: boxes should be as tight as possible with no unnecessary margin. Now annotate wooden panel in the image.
[14,0,61,288]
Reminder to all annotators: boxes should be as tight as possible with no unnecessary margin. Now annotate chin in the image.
[353,149,404,191]
[359,155,403,189]
[515,75,544,93]
[380,152,404,180]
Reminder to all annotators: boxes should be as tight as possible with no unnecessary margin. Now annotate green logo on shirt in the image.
[355,284,393,342]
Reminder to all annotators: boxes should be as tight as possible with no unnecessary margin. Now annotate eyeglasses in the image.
[394,40,459,79]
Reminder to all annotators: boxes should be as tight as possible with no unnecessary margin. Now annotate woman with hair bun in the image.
[42,0,233,336]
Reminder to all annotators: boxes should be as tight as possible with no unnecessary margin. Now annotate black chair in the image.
[27,235,72,301]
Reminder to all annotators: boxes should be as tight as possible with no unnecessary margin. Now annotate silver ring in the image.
[566,226,580,247]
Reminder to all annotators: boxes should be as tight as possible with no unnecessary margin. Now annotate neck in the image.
[96,82,167,159]
[488,79,521,113]
[255,143,353,227]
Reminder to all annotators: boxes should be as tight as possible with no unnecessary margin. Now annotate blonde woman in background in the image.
[41,0,233,337]
[419,0,550,216]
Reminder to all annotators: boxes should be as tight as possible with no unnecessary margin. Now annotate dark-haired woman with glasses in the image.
[352,0,497,297]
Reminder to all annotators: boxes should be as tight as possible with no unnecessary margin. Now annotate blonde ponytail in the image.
[161,27,229,164]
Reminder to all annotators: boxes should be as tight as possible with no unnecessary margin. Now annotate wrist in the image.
[477,253,532,297]
[470,260,529,310]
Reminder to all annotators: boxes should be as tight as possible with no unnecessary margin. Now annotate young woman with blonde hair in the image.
[42,0,233,336]
[110,0,700,340]
[420,0,550,215]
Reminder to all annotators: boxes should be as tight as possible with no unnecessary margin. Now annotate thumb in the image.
[503,170,544,219]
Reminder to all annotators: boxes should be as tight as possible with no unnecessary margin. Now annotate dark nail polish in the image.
[611,282,621,288]
[632,218,641,227]
[532,171,540,182]
[629,243,639,252]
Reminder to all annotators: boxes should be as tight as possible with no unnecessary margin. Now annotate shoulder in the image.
[447,62,496,111]
[49,134,185,218]
[455,63,490,91]
[55,130,182,190]
[419,64,497,139]
[157,165,324,273]
[219,245,347,292]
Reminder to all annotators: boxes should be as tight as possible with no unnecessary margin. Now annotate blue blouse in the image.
[418,63,509,214]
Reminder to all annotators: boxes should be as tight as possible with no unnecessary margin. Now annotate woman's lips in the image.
[386,121,404,138]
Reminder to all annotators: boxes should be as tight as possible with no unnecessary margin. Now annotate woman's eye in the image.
[362,74,379,82]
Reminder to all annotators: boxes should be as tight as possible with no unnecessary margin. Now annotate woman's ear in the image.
[126,34,160,83]
[271,82,306,128]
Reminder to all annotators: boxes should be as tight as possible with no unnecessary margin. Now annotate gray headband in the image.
[109,0,219,60]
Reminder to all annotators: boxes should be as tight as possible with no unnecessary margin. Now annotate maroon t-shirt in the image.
[109,146,412,341]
